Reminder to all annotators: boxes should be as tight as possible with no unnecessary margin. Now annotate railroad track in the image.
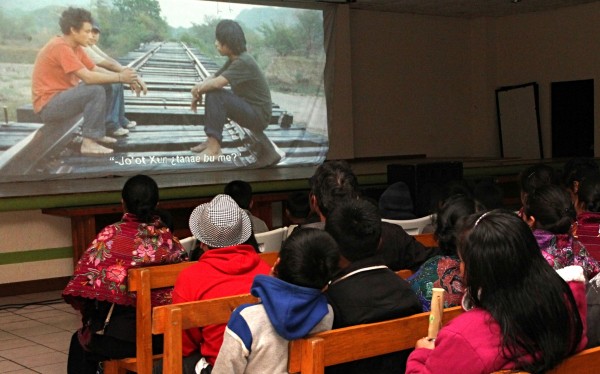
[0,42,327,181]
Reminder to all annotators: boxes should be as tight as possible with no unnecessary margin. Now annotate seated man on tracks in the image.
[189,20,277,163]
[31,7,138,155]
[84,21,148,138]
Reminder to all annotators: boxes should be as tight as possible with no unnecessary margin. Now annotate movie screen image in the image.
[0,0,329,183]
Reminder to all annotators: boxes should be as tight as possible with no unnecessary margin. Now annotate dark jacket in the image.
[325,257,422,374]
[303,221,440,271]
[377,221,440,271]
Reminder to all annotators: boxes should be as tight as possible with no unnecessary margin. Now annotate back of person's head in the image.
[524,184,575,234]
[121,175,159,224]
[224,180,252,210]
[275,228,339,289]
[189,194,252,249]
[434,195,484,256]
[215,19,247,55]
[424,179,472,217]
[473,179,504,210]
[562,157,600,192]
[577,174,600,213]
[325,199,381,262]
[309,160,360,217]
[518,163,557,201]
[457,210,583,372]
[59,7,92,35]
[378,182,416,220]
[285,191,311,223]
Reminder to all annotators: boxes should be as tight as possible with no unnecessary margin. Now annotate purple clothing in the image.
[406,268,588,374]
[575,212,600,262]
[534,229,600,279]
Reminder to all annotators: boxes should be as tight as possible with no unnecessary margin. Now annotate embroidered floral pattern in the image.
[534,229,600,279]
[63,213,186,306]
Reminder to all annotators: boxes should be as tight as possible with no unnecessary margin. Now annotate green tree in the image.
[258,21,298,57]
[294,10,323,58]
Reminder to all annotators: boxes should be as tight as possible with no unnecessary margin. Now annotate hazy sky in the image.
[158,0,261,28]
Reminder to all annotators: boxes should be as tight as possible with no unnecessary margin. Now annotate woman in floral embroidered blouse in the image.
[408,195,485,311]
[63,175,186,374]
[523,184,600,280]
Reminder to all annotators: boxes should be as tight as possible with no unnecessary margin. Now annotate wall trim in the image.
[0,247,72,265]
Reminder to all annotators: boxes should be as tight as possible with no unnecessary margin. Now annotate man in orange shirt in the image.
[31,7,137,155]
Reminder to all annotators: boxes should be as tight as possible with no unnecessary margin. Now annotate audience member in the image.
[378,181,417,220]
[306,160,439,271]
[212,228,339,373]
[517,163,558,213]
[523,184,600,279]
[473,178,504,210]
[406,210,587,373]
[224,180,269,233]
[574,174,600,261]
[562,157,600,205]
[325,199,422,374]
[408,195,484,311]
[31,7,137,155]
[156,194,271,373]
[284,190,319,225]
[84,22,147,136]
[63,175,186,374]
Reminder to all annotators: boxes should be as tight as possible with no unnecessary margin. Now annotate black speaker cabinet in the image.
[387,161,464,217]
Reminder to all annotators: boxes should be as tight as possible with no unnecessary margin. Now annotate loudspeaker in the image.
[387,162,464,217]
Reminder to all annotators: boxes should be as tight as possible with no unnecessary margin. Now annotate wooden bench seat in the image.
[287,306,463,374]
[102,251,278,374]
[152,294,259,373]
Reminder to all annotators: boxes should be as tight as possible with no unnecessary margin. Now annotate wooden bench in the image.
[491,345,600,373]
[102,251,278,374]
[413,233,437,248]
[287,306,463,374]
[152,293,259,373]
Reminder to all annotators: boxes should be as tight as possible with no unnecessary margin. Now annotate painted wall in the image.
[0,210,72,284]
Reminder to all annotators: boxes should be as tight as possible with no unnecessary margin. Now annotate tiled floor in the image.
[0,290,80,373]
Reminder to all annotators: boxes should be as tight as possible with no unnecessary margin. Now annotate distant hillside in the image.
[235,7,299,32]
[0,0,89,12]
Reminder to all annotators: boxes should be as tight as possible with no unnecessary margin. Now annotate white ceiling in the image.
[330,0,600,18]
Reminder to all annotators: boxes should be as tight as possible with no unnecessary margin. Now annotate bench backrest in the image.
[413,232,437,248]
[104,251,277,374]
[288,306,463,374]
[152,294,259,374]
[491,346,600,373]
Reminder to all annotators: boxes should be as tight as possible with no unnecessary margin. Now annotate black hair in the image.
[562,157,600,191]
[59,7,92,35]
[473,178,504,210]
[121,175,159,224]
[457,210,583,373]
[518,163,557,201]
[215,19,247,55]
[276,228,340,289]
[434,195,485,256]
[577,174,600,213]
[285,191,311,220]
[524,184,575,234]
[309,160,360,217]
[224,180,252,210]
[325,198,381,262]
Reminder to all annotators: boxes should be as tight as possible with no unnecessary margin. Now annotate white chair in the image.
[255,227,288,253]
[382,214,435,235]
[179,236,197,256]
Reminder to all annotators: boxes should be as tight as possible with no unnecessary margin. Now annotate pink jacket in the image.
[406,266,588,374]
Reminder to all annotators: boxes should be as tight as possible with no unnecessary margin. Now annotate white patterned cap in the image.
[189,194,252,248]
